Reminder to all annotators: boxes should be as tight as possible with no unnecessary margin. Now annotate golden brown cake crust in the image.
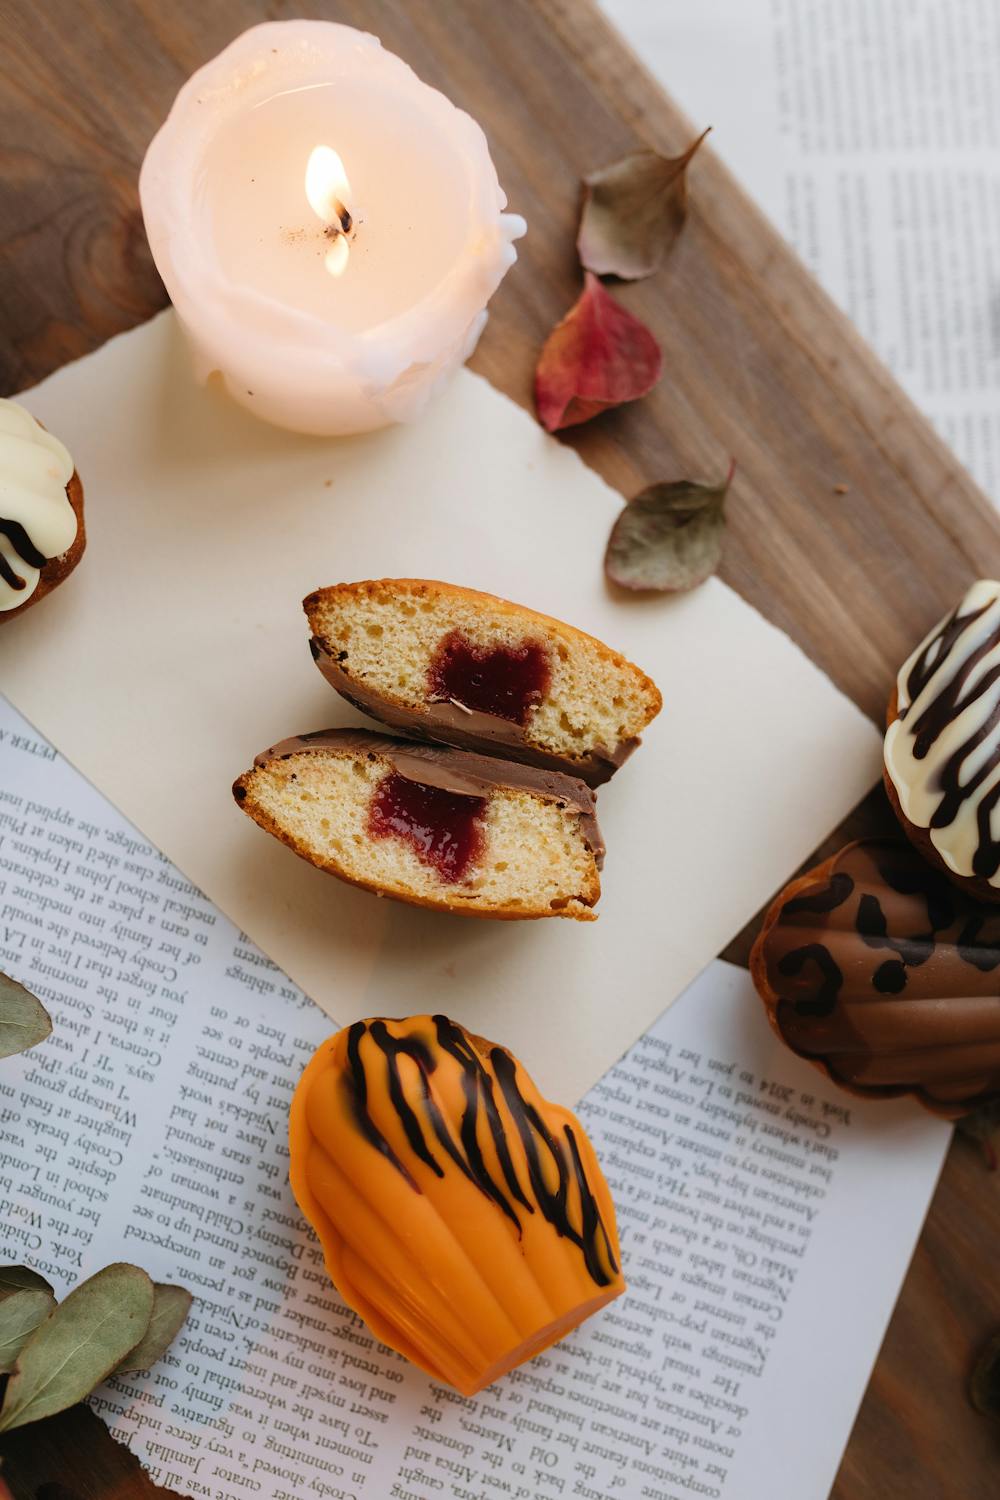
[304,578,662,787]
[307,577,662,693]
[233,731,602,922]
[232,774,601,921]
[0,469,86,625]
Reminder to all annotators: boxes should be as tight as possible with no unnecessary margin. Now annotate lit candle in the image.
[139,22,526,436]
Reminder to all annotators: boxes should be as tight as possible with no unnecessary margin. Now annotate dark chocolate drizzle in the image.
[894,595,1000,880]
[774,852,967,1016]
[775,943,843,1017]
[783,873,854,916]
[340,1016,617,1287]
[902,599,991,716]
[0,516,49,592]
[343,1021,416,1189]
[491,1045,618,1286]
[754,838,1000,1112]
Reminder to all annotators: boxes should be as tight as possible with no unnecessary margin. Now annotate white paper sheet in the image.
[0,311,880,1104]
[603,0,1000,502]
[0,698,950,1498]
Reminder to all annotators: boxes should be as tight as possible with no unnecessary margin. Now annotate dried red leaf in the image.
[534,273,662,432]
[578,130,711,280]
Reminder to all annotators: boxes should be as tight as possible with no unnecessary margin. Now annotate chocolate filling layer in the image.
[310,637,637,788]
[254,728,605,868]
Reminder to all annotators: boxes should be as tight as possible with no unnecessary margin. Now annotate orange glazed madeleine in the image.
[289,1015,625,1396]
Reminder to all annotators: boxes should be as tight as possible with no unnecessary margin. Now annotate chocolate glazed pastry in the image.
[310,635,636,784]
[250,729,604,865]
[234,729,605,920]
[884,579,1000,903]
[304,579,662,787]
[289,1014,625,1395]
[750,838,1000,1116]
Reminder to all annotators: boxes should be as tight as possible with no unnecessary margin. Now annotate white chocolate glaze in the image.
[885,579,1000,886]
[0,399,76,612]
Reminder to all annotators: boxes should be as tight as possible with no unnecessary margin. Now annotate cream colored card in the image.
[1,311,881,1101]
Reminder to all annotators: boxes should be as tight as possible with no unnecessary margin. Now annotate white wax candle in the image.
[139,22,525,435]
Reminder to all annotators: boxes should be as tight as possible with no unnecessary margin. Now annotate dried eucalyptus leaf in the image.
[115,1283,192,1373]
[0,1262,153,1431]
[605,465,734,593]
[578,129,711,279]
[0,1287,56,1373]
[0,972,52,1059]
[0,1265,54,1301]
[970,1331,1000,1418]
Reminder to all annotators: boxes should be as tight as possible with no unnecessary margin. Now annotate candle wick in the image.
[323,203,352,239]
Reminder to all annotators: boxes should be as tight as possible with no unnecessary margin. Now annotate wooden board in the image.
[2,0,1000,1494]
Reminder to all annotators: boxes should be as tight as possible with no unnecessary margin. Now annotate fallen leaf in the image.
[0,1263,153,1431]
[970,1331,1000,1418]
[535,273,662,431]
[0,973,52,1059]
[0,1287,56,1373]
[115,1283,192,1373]
[0,1265,54,1301]
[578,129,711,280]
[605,463,735,593]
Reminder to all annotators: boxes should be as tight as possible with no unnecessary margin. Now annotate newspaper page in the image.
[603,0,1000,501]
[0,698,949,1499]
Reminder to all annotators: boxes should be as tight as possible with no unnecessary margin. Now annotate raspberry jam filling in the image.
[427,632,551,726]
[368,772,486,883]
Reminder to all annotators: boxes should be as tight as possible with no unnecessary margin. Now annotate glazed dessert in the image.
[304,579,661,786]
[884,579,1000,902]
[233,729,604,920]
[750,838,1000,1116]
[289,1014,625,1395]
[0,399,85,621]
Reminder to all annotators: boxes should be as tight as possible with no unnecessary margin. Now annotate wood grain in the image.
[0,1403,179,1500]
[1,0,1000,1495]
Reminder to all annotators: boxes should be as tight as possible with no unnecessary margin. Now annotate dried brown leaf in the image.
[115,1283,192,1372]
[578,130,711,279]
[0,1263,153,1431]
[605,464,735,593]
[0,972,52,1059]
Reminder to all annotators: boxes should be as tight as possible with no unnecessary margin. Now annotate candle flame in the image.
[306,146,352,277]
[324,234,350,277]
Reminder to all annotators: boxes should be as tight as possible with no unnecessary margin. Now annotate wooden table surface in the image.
[2,0,999,1494]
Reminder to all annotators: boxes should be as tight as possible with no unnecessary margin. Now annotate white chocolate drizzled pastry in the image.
[885,579,1000,888]
[0,399,77,612]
